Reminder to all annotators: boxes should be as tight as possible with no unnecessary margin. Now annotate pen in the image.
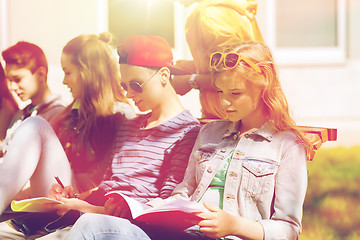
[54,175,79,198]
[54,175,65,188]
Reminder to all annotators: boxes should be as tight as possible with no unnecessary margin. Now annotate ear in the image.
[159,67,171,86]
[35,66,47,82]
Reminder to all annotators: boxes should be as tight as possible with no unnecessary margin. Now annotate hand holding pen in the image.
[45,176,88,215]
[52,175,79,199]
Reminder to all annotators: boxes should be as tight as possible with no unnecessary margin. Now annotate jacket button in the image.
[226,195,235,200]
[207,168,213,173]
[229,172,238,177]
[235,152,244,156]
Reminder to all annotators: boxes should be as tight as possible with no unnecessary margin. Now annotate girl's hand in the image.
[44,196,104,216]
[48,183,76,200]
[196,202,264,240]
[196,202,237,239]
[104,197,132,219]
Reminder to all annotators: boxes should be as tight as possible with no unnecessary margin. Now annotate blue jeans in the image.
[65,213,217,240]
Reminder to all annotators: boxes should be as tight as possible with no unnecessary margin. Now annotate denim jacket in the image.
[170,119,308,240]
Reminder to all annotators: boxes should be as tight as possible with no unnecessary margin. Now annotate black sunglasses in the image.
[121,69,159,93]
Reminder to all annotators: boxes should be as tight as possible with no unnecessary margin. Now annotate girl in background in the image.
[0,33,134,214]
[172,0,264,119]
[52,33,135,191]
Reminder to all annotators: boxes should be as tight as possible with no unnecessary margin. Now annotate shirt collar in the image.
[253,121,277,141]
[222,121,240,139]
[222,120,276,142]
[72,99,81,110]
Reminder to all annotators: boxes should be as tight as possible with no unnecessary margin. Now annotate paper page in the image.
[11,197,63,213]
[142,199,206,214]
[135,199,207,231]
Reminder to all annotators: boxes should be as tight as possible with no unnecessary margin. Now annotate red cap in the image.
[118,35,189,75]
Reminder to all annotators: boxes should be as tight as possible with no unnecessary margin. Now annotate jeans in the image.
[65,213,217,240]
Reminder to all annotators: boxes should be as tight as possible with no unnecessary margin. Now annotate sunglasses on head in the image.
[121,69,159,93]
[209,52,261,73]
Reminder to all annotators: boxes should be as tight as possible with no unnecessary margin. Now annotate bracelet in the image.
[189,74,199,89]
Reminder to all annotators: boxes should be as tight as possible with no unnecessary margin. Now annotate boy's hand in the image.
[104,197,132,219]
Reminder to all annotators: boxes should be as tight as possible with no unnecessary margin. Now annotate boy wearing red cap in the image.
[43,35,200,228]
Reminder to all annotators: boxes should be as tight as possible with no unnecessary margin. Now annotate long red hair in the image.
[212,42,312,157]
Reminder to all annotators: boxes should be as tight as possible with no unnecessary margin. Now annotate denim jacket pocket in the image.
[241,158,278,196]
[194,147,218,176]
[195,149,212,165]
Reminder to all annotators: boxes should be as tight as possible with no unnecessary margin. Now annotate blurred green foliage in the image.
[300,146,360,240]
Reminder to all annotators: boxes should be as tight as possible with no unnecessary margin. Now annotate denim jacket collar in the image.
[222,120,276,142]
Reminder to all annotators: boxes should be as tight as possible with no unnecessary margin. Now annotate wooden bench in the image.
[299,126,337,160]
[198,119,337,161]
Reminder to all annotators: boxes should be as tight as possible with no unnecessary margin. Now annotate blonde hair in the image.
[185,0,263,73]
[54,33,128,148]
[213,42,312,156]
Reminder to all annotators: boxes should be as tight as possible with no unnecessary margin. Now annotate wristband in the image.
[189,74,199,89]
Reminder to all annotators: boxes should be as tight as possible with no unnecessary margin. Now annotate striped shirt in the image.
[99,110,200,203]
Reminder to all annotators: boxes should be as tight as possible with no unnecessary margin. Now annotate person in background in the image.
[0,61,18,142]
[0,32,133,217]
[0,41,65,158]
[52,33,135,192]
[0,33,134,239]
[65,41,312,240]
[172,0,264,119]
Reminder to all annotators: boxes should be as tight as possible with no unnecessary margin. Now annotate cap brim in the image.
[167,65,191,75]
